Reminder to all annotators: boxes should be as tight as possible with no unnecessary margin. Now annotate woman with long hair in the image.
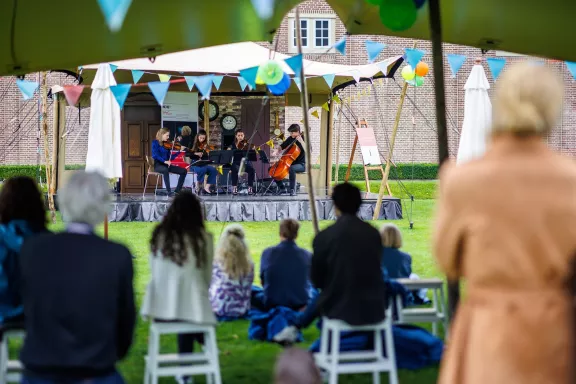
[190,129,218,195]
[0,176,46,325]
[434,62,576,383]
[209,224,254,319]
[141,191,215,384]
[151,127,188,196]
[227,129,256,195]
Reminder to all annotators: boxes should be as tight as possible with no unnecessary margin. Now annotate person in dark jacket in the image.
[274,124,306,196]
[0,176,47,325]
[19,171,136,384]
[252,219,311,310]
[274,183,388,342]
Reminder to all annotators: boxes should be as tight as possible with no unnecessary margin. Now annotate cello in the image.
[268,137,302,181]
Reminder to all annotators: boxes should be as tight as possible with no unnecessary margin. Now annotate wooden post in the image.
[373,43,417,220]
[203,99,210,139]
[326,98,334,192]
[57,92,67,189]
[296,7,319,234]
[40,72,56,223]
[333,104,343,184]
[104,214,109,239]
[50,93,60,196]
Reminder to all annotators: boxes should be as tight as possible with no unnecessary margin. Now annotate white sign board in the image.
[162,92,198,122]
[357,128,381,166]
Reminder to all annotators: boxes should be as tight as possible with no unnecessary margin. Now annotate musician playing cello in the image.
[228,129,256,195]
[276,124,306,196]
[190,129,219,195]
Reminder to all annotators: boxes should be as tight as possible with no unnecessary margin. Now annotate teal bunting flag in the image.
[131,70,144,84]
[16,79,39,100]
[110,84,131,110]
[97,0,133,32]
[284,54,303,76]
[239,66,259,90]
[212,75,224,90]
[193,75,214,99]
[148,81,170,106]
[334,37,346,55]
[486,57,506,80]
[446,54,466,78]
[365,41,386,63]
[405,48,425,69]
[184,76,195,91]
[323,74,335,88]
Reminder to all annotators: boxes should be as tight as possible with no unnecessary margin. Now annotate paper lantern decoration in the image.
[267,73,291,96]
[379,0,418,32]
[257,60,284,86]
[256,74,266,85]
[401,65,415,81]
[415,61,429,77]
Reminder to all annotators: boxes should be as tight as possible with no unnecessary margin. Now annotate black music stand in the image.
[208,151,222,164]
[233,150,258,163]
[219,150,234,165]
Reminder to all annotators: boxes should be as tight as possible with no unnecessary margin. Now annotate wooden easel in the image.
[344,119,392,195]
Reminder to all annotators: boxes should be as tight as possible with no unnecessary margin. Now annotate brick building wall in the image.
[1,0,575,169]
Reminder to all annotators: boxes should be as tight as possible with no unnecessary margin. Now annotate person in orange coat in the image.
[434,62,575,384]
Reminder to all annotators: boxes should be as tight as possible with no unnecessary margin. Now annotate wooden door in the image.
[241,99,270,179]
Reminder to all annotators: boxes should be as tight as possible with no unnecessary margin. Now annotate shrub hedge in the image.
[0,164,85,181]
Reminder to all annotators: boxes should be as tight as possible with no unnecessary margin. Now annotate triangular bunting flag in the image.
[351,70,361,84]
[97,0,133,32]
[109,64,118,73]
[294,77,303,92]
[566,61,576,80]
[486,57,506,80]
[194,75,214,99]
[323,74,336,88]
[322,102,330,112]
[239,66,259,90]
[446,54,467,78]
[158,74,171,83]
[212,75,224,90]
[405,48,425,69]
[285,54,303,76]
[62,85,85,106]
[333,36,346,55]
[16,79,39,100]
[148,81,170,106]
[365,40,386,63]
[377,61,390,76]
[110,84,131,110]
[332,94,341,104]
[311,110,320,119]
[184,76,195,91]
[238,77,249,91]
[131,70,144,84]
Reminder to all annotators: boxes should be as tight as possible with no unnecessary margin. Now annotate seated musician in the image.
[176,125,193,164]
[228,129,256,195]
[276,124,306,196]
[190,129,218,195]
[152,128,187,196]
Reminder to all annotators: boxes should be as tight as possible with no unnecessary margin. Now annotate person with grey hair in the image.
[18,170,136,384]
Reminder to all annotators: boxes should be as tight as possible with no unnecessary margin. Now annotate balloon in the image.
[415,61,429,77]
[257,60,284,86]
[267,73,291,96]
[414,76,424,86]
[256,74,265,85]
[401,65,415,81]
[379,0,418,32]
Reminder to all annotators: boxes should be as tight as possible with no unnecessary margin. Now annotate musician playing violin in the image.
[227,129,256,195]
[276,124,306,196]
[151,128,188,196]
[190,129,218,195]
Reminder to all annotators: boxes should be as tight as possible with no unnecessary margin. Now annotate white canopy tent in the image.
[456,61,492,165]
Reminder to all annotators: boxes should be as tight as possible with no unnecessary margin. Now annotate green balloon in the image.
[414,76,424,86]
[379,0,418,32]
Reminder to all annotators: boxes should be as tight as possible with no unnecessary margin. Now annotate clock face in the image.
[221,114,237,130]
[274,128,282,135]
[198,101,219,122]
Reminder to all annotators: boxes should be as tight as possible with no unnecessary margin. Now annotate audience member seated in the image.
[381,223,429,305]
[274,183,388,343]
[274,347,322,384]
[0,177,47,327]
[209,224,254,320]
[18,171,136,384]
[252,219,311,311]
[141,191,215,384]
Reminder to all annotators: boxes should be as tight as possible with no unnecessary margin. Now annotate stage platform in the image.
[109,190,402,222]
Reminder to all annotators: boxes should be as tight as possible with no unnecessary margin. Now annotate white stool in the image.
[144,322,221,384]
[314,307,398,384]
[0,329,25,383]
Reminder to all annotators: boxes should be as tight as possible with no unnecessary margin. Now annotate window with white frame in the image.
[289,15,335,53]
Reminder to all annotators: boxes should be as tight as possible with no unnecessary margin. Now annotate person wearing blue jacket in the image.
[0,176,47,325]
[152,127,188,196]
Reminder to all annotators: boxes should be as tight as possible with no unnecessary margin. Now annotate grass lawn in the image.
[37,196,441,383]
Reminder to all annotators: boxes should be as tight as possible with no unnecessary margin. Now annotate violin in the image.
[162,140,186,151]
[236,139,257,150]
[198,142,216,152]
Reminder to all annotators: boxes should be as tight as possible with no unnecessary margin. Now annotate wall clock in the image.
[198,100,219,122]
[220,114,237,131]
[274,128,282,136]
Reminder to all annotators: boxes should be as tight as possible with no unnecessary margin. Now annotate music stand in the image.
[219,150,234,165]
[233,150,257,163]
[208,151,221,164]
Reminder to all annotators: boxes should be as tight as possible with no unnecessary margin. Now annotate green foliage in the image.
[0,164,85,180]
[348,180,438,200]
[314,163,439,181]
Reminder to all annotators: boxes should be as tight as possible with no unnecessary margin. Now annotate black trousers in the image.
[154,161,187,192]
[230,162,255,187]
[275,163,305,191]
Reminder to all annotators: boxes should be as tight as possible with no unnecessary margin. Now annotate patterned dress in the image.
[209,261,254,318]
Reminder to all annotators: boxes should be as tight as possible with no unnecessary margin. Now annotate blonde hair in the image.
[492,62,563,136]
[215,224,252,279]
[156,127,170,141]
[380,223,402,248]
[181,125,192,135]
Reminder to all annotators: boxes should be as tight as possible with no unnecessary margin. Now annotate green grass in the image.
[348,180,437,200]
[22,200,441,383]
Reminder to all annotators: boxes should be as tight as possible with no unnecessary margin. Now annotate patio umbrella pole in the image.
[295,7,319,234]
[427,0,459,323]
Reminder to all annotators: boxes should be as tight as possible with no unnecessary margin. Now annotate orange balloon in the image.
[415,62,429,77]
